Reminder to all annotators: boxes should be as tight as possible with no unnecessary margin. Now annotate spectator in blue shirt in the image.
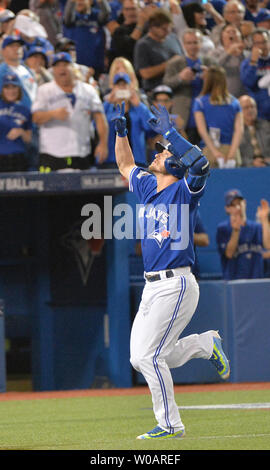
[194,64,243,168]
[102,72,157,168]
[240,28,270,121]
[63,0,111,78]
[244,0,270,25]
[0,72,32,171]
[216,189,270,280]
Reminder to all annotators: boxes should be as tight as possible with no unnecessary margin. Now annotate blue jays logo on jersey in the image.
[140,204,171,247]
[149,226,171,247]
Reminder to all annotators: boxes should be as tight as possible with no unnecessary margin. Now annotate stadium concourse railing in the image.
[0,166,269,392]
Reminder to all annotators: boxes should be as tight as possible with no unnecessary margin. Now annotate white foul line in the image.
[178,403,270,410]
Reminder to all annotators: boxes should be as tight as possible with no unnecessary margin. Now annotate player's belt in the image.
[145,267,190,282]
[145,270,175,282]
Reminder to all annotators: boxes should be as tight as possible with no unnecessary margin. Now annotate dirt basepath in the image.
[0,382,270,402]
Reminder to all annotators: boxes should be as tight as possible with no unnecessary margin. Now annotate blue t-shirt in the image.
[129,166,205,272]
[240,57,270,121]
[193,94,241,147]
[64,10,106,72]
[0,100,32,155]
[216,219,264,280]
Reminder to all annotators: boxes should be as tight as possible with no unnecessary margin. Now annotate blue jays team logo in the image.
[149,226,171,247]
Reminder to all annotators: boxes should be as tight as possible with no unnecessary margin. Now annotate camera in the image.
[115,89,131,100]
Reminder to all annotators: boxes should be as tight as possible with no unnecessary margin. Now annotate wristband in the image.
[117,129,128,137]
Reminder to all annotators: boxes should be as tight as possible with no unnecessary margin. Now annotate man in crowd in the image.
[134,8,183,93]
[216,189,270,280]
[239,94,270,167]
[240,28,270,121]
[32,52,108,171]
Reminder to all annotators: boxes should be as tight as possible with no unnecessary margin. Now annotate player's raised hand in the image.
[111,101,127,137]
[148,104,173,135]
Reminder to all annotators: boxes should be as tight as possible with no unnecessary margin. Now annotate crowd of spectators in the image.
[0,0,269,282]
[0,0,269,173]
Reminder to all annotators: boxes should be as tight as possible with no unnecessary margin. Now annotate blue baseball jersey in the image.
[129,166,205,272]
[216,219,264,280]
[63,9,106,72]
[0,100,32,155]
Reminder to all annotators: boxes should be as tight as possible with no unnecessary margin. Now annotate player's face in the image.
[149,149,172,174]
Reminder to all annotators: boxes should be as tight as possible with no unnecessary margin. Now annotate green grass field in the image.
[0,388,270,451]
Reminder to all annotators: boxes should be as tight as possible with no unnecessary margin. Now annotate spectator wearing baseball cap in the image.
[54,36,95,85]
[148,84,186,162]
[216,189,270,280]
[102,70,157,168]
[32,50,109,172]
[224,189,244,207]
[25,46,52,87]
[0,34,38,109]
[51,51,73,66]
[0,9,15,40]
[254,10,270,29]
[0,72,33,171]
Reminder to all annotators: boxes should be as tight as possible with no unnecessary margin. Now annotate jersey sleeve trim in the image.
[129,166,139,192]
[184,177,206,195]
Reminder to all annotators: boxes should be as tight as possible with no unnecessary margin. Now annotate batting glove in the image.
[111,101,127,137]
[148,104,174,135]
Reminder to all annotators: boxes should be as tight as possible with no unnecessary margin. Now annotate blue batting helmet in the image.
[154,141,186,179]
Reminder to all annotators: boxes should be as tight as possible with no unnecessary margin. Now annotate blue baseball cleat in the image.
[136,425,185,440]
[209,331,230,380]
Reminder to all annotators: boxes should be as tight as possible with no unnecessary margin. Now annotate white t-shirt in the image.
[32,79,104,157]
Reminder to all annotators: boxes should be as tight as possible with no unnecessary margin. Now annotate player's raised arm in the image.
[111,102,136,180]
[148,105,210,191]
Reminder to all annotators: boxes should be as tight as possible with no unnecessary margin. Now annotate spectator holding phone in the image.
[209,24,248,97]
[102,72,157,167]
[163,28,214,145]
[240,28,270,121]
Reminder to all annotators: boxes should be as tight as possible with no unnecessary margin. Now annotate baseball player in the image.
[112,102,230,440]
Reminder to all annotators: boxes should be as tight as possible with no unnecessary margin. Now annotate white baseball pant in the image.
[130,267,214,432]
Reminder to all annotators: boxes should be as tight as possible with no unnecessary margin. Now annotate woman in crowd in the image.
[194,65,243,168]
[208,23,248,97]
[181,2,215,55]
[102,56,148,105]
[0,72,32,172]
[102,71,156,168]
